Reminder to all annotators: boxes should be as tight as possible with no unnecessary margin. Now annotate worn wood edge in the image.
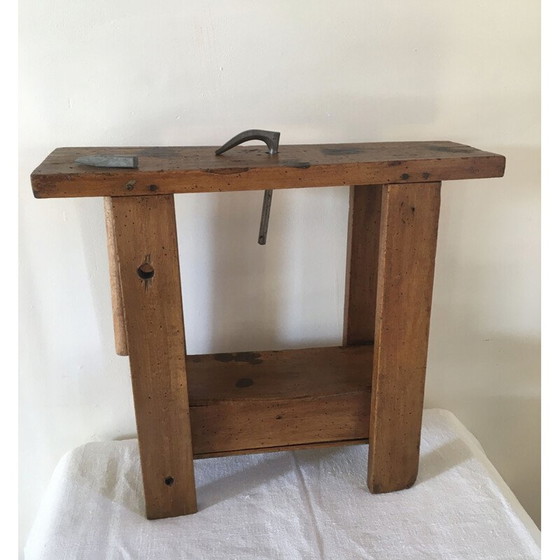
[343,185,358,345]
[193,438,369,459]
[31,155,506,199]
[103,197,128,356]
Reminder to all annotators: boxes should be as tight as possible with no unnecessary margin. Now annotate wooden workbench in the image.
[31,140,505,519]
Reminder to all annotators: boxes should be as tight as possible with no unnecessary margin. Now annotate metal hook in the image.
[215,129,280,156]
[215,130,280,245]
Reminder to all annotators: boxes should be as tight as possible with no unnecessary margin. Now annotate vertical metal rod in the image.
[258,189,273,245]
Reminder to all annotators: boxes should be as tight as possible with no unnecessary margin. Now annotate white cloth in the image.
[25,409,540,559]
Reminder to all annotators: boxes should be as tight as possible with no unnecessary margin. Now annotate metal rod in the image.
[258,189,273,245]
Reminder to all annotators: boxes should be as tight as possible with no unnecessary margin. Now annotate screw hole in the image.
[137,263,155,280]
[164,476,174,486]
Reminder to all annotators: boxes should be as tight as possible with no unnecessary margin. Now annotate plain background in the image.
[19,0,540,555]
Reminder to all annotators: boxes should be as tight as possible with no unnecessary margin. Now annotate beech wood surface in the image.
[31,141,505,198]
[111,194,197,518]
[186,345,372,455]
[343,185,383,346]
[103,198,128,356]
[368,182,441,494]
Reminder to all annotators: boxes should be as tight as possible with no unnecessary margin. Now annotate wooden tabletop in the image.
[31,141,505,198]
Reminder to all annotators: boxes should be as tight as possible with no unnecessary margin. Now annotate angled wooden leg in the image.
[110,194,197,518]
[367,182,441,493]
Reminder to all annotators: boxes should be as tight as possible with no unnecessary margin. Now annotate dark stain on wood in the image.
[282,160,311,169]
[214,352,263,365]
[204,167,250,175]
[428,145,472,154]
[388,161,402,167]
[321,147,363,156]
[138,147,186,158]
[235,378,254,388]
[401,173,410,180]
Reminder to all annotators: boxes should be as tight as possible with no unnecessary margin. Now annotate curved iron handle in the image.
[215,129,280,245]
[215,129,280,155]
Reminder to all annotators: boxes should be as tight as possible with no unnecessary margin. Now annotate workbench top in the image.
[31,141,505,199]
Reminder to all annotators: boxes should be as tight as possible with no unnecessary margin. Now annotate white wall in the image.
[19,0,540,551]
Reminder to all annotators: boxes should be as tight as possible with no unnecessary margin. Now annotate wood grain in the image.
[343,185,383,346]
[31,141,505,198]
[111,194,197,518]
[368,182,441,493]
[193,438,368,460]
[186,345,373,455]
[103,198,128,356]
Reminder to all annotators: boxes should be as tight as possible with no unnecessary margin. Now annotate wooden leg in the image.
[110,194,197,518]
[367,182,441,493]
[343,185,383,346]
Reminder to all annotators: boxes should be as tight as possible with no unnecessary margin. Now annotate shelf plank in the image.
[186,345,373,456]
[187,345,373,403]
[31,141,505,199]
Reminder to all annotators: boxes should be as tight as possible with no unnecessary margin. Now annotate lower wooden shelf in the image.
[187,344,373,458]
